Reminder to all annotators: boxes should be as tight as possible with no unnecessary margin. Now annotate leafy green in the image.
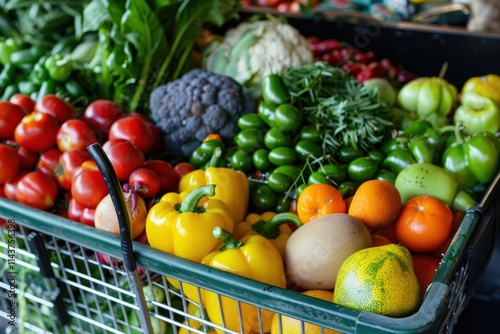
[82,0,241,113]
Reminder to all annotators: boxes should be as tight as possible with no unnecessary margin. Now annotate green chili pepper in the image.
[258,100,278,128]
[347,157,379,182]
[231,149,252,172]
[408,137,435,164]
[337,146,365,164]
[0,38,18,65]
[29,58,50,85]
[268,147,297,166]
[1,84,18,101]
[261,74,290,105]
[299,124,323,143]
[264,128,293,150]
[252,148,272,172]
[382,147,417,175]
[252,184,277,212]
[308,171,333,186]
[64,79,87,99]
[274,194,293,213]
[9,47,45,65]
[18,81,39,96]
[318,163,347,184]
[37,79,58,99]
[274,104,303,133]
[294,139,323,162]
[234,128,264,151]
[237,113,266,130]
[267,171,293,193]
[0,63,16,88]
[45,54,73,82]
[403,119,433,136]
[374,170,396,184]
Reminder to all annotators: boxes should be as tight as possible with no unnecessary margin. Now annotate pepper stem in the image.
[213,226,242,252]
[252,212,302,239]
[178,184,216,213]
[207,147,223,168]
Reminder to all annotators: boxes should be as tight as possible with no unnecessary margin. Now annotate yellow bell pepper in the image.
[462,74,500,106]
[145,184,234,263]
[201,227,287,334]
[233,211,302,260]
[179,148,249,223]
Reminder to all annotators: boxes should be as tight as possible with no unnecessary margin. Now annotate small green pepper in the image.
[408,137,435,164]
[10,47,44,65]
[264,128,293,150]
[261,74,290,105]
[299,124,323,143]
[308,171,333,186]
[318,163,346,184]
[45,54,73,82]
[380,135,409,156]
[338,181,360,198]
[337,145,365,164]
[374,170,396,184]
[231,149,252,172]
[267,171,293,193]
[252,148,272,172]
[0,63,16,88]
[252,184,277,212]
[258,100,278,128]
[0,38,18,65]
[268,147,297,166]
[347,157,379,182]
[403,119,433,136]
[382,147,417,175]
[237,113,266,130]
[274,194,293,213]
[294,139,323,162]
[274,104,303,133]
[234,128,264,151]
[273,165,301,182]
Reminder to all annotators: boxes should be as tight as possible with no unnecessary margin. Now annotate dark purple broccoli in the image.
[150,69,248,158]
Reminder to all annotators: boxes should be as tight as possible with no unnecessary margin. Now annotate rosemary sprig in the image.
[281,62,394,152]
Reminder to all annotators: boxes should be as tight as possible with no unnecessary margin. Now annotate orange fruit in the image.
[348,180,402,231]
[412,254,440,303]
[296,184,346,224]
[394,196,454,253]
[270,290,341,334]
[370,233,393,247]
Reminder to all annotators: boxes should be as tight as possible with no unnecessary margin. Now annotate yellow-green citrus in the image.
[333,244,420,317]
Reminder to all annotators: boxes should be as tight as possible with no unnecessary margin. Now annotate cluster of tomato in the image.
[0,93,193,232]
[307,37,417,87]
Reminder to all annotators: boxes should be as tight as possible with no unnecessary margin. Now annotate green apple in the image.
[363,78,397,107]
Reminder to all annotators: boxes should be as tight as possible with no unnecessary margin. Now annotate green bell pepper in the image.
[408,136,436,164]
[0,38,18,66]
[261,74,290,105]
[45,54,73,82]
[382,147,417,175]
[441,124,499,188]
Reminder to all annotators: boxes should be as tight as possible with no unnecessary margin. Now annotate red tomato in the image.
[128,168,161,198]
[0,101,27,140]
[37,148,62,177]
[9,93,35,113]
[71,164,108,209]
[108,116,154,155]
[174,162,196,179]
[34,94,75,124]
[81,100,125,139]
[102,139,145,181]
[3,170,28,201]
[16,171,59,210]
[68,197,85,222]
[143,159,179,194]
[0,144,21,184]
[17,146,39,170]
[55,149,91,190]
[81,207,96,227]
[14,112,59,152]
[56,119,99,152]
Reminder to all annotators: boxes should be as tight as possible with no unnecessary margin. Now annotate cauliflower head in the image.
[149,69,247,158]
[203,20,313,98]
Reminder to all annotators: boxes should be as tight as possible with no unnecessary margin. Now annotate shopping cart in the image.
[1,143,499,333]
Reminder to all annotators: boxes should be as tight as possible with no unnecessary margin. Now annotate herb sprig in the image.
[281,62,394,152]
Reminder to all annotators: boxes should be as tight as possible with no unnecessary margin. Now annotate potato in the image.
[285,213,371,290]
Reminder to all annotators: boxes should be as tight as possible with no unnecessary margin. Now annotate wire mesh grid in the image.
[2,223,335,334]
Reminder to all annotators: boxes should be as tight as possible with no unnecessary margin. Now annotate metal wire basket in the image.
[1,144,499,334]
